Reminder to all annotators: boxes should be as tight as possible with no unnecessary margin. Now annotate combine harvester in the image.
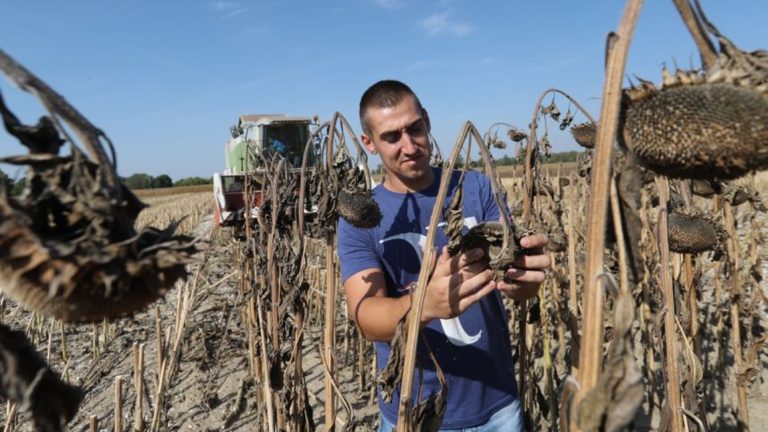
[212,114,314,227]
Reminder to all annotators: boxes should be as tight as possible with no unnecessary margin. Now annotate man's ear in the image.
[361,133,376,154]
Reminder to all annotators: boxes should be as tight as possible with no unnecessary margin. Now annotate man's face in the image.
[361,96,432,191]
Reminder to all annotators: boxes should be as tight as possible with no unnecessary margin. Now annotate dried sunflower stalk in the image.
[0,50,199,323]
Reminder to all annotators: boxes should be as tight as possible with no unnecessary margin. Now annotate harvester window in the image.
[265,125,310,168]
[223,176,243,193]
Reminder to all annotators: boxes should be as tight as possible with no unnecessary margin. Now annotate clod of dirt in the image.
[570,122,596,149]
[0,323,83,432]
[337,188,382,228]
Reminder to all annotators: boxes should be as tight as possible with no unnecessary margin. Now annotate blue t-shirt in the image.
[337,167,518,429]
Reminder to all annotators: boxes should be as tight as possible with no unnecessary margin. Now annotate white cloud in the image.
[211,1,248,19]
[212,1,236,11]
[373,0,404,9]
[421,11,471,37]
[403,59,444,71]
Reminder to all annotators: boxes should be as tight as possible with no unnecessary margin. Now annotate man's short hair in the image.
[359,80,423,135]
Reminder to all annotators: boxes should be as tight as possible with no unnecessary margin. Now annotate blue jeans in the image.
[378,399,523,432]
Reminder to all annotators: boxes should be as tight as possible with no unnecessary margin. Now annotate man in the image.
[337,80,550,431]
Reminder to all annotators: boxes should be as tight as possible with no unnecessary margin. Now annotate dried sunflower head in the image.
[0,155,199,322]
[621,12,768,180]
[337,188,382,228]
[458,221,516,281]
[622,81,768,179]
[331,150,382,229]
[667,210,722,254]
[0,58,200,323]
[571,122,596,149]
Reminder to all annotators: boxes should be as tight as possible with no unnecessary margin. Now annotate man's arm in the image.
[344,246,496,342]
[343,268,412,342]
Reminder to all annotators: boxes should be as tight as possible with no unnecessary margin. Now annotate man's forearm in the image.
[354,294,414,342]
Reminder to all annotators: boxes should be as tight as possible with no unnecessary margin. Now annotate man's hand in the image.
[497,233,551,301]
[420,246,496,324]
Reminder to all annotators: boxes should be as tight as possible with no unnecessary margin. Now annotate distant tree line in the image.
[0,168,211,195]
[0,169,25,196]
[121,173,212,190]
[371,150,581,174]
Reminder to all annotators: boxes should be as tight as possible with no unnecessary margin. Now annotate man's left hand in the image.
[496,233,551,301]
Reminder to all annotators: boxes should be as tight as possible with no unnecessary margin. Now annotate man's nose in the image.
[401,131,419,153]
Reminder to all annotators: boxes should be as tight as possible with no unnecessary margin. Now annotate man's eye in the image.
[407,121,426,135]
[381,132,402,143]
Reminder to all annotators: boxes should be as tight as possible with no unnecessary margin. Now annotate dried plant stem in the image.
[656,176,684,432]
[541,285,557,426]
[566,173,580,374]
[154,308,163,386]
[256,292,275,432]
[369,347,378,405]
[92,323,100,360]
[609,178,630,294]
[683,254,700,358]
[671,0,717,69]
[567,173,579,316]
[323,238,338,430]
[522,88,596,222]
[574,0,644,421]
[245,300,258,379]
[60,321,68,362]
[0,49,121,194]
[318,345,355,428]
[90,416,99,432]
[103,319,110,345]
[357,331,367,393]
[46,319,54,363]
[267,205,281,351]
[133,343,144,432]
[714,261,725,367]
[3,401,16,432]
[683,253,706,424]
[550,261,566,369]
[723,201,750,428]
[115,375,123,432]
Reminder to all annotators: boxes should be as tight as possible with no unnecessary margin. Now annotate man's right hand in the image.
[420,246,497,324]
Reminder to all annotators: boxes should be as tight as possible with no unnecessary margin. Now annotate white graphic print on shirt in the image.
[379,217,481,346]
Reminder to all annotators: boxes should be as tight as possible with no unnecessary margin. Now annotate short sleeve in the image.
[337,218,381,284]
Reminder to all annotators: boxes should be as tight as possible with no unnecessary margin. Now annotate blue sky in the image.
[1,1,766,180]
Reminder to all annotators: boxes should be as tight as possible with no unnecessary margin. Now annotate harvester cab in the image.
[212,114,314,227]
